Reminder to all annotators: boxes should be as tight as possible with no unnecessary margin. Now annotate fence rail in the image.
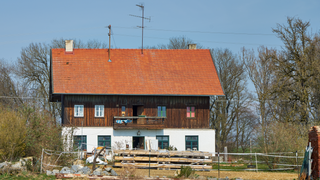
[41,148,304,175]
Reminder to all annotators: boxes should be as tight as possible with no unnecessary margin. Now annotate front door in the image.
[132,136,145,149]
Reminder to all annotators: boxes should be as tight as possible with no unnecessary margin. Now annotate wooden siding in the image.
[63,95,210,129]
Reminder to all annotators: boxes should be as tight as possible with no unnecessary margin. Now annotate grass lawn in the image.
[212,162,296,173]
[0,172,55,180]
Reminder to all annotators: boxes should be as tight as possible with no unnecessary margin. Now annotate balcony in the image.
[113,116,166,130]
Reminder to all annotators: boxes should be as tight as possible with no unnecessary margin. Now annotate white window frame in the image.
[95,105,104,117]
[74,105,84,117]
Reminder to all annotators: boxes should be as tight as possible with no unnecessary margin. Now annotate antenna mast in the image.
[130,4,151,54]
[108,25,111,62]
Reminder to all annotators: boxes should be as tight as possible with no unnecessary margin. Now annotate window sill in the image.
[95,117,105,118]
[186,117,196,119]
[74,116,84,118]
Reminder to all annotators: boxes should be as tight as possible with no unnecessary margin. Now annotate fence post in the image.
[218,151,220,178]
[224,146,227,162]
[296,151,298,179]
[149,150,151,177]
[40,148,44,173]
[255,152,258,172]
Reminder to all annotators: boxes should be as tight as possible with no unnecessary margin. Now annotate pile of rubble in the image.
[46,165,118,176]
[0,158,30,175]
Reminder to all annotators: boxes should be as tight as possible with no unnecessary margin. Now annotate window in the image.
[95,105,104,117]
[185,136,198,151]
[186,106,195,118]
[121,106,126,116]
[74,135,87,150]
[156,136,169,149]
[74,105,84,117]
[98,136,111,148]
[157,106,166,117]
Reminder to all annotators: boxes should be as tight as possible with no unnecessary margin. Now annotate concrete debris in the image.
[93,171,101,176]
[86,155,107,165]
[60,167,71,174]
[71,165,83,172]
[47,170,54,176]
[53,169,59,175]
[11,161,23,170]
[93,167,102,175]
[0,162,8,169]
[0,161,27,175]
[54,163,117,177]
[110,169,118,176]
[102,170,110,176]
[79,166,91,174]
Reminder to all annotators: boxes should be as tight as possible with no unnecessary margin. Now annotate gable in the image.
[51,49,224,96]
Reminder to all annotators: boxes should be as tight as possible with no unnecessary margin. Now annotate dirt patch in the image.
[113,168,298,180]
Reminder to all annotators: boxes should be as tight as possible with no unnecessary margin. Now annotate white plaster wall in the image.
[163,129,215,153]
[63,127,215,153]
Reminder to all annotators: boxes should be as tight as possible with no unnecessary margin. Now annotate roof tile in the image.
[51,49,224,96]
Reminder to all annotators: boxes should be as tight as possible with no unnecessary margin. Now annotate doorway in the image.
[133,105,144,116]
[133,105,144,124]
[132,136,145,149]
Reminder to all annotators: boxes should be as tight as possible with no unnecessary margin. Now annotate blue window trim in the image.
[185,135,198,151]
[156,135,169,149]
[98,135,111,148]
[74,135,87,150]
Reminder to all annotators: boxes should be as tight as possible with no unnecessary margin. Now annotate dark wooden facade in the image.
[62,95,210,129]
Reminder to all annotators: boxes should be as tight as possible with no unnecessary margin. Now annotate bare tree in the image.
[16,39,107,121]
[237,108,258,153]
[0,59,24,108]
[270,17,320,124]
[145,36,203,49]
[167,36,197,49]
[241,46,277,154]
[311,35,320,122]
[210,48,253,152]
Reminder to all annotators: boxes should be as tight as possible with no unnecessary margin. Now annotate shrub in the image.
[168,145,177,151]
[177,166,195,178]
[0,107,26,161]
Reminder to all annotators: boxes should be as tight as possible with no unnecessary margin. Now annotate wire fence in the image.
[211,152,303,173]
[40,147,305,175]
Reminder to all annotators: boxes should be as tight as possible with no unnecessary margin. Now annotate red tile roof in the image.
[51,49,224,96]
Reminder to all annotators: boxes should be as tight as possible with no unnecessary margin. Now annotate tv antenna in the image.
[130,4,151,54]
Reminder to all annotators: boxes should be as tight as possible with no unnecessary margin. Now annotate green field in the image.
[0,173,55,180]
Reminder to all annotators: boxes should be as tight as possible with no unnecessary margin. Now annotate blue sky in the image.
[0,0,319,64]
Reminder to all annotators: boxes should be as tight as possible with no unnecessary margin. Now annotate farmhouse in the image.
[49,40,224,152]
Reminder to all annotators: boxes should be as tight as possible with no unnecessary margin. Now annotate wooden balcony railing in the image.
[113,116,166,130]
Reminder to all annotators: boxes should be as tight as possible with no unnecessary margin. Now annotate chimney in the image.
[188,44,196,49]
[65,40,73,53]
